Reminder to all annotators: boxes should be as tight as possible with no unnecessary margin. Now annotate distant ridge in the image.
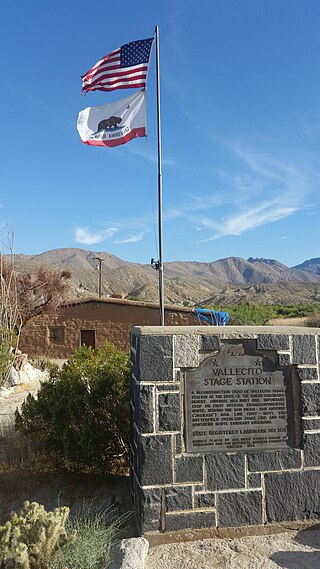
[11,248,320,306]
[164,256,320,285]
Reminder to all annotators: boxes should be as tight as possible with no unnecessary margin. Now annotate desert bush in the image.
[227,304,276,325]
[0,500,75,569]
[49,501,127,569]
[305,311,320,328]
[29,357,59,375]
[0,329,14,387]
[15,342,131,474]
[274,304,318,319]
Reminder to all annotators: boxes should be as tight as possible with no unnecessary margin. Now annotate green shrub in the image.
[15,342,131,473]
[207,303,320,326]
[227,304,277,325]
[0,500,75,569]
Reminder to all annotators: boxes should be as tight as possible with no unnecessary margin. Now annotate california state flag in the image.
[77,90,146,147]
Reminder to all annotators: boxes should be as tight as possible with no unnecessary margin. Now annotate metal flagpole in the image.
[155,25,165,326]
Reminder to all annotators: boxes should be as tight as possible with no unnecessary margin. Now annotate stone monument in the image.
[130,326,320,533]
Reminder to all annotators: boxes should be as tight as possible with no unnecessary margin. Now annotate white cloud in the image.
[167,140,312,242]
[115,230,149,244]
[200,201,297,242]
[164,6,185,62]
[75,226,118,245]
[164,192,231,221]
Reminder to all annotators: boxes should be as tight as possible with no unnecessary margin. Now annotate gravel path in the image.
[145,526,320,569]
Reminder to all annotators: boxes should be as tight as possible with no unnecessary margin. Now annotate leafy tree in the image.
[15,342,131,473]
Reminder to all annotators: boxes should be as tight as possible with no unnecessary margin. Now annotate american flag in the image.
[82,37,154,94]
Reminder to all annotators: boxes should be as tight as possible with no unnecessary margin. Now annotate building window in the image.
[50,327,64,344]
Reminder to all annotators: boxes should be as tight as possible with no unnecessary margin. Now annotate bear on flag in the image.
[77,90,146,148]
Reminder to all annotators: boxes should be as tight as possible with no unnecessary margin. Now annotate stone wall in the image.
[130,326,320,534]
[19,299,194,358]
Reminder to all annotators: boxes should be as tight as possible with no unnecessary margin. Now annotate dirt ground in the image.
[0,469,134,533]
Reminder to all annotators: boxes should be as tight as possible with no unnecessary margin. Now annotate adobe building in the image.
[19,297,195,358]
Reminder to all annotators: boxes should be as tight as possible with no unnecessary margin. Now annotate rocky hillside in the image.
[11,249,320,306]
[294,257,320,276]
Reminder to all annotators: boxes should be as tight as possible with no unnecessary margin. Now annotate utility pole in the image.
[94,257,104,297]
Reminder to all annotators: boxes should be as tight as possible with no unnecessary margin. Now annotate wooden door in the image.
[80,329,96,348]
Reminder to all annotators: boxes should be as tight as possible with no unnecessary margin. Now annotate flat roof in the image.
[62,296,193,314]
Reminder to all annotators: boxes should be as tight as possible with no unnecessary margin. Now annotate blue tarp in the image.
[194,307,229,326]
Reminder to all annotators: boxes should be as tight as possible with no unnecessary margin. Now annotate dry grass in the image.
[267,314,320,328]
[0,422,52,512]
[48,501,130,569]
[266,316,309,326]
[0,421,48,473]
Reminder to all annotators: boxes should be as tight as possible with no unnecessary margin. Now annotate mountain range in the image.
[11,248,320,306]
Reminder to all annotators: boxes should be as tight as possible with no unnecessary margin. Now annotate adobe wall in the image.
[19,300,194,358]
[131,326,320,534]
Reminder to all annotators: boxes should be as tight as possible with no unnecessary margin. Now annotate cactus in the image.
[0,501,76,569]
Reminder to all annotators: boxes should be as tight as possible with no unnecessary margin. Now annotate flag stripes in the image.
[82,38,154,94]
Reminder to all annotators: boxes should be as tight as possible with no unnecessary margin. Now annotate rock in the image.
[0,387,11,398]
[5,366,21,386]
[4,361,48,391]
[112,537,149,569]
[19,362,42,383]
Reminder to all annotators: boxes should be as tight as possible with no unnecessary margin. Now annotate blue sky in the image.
[1,0,319,266]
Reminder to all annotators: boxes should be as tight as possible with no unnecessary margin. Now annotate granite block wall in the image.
[130,326,320,534]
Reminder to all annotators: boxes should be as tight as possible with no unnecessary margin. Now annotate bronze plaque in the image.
[185,341,299,453]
